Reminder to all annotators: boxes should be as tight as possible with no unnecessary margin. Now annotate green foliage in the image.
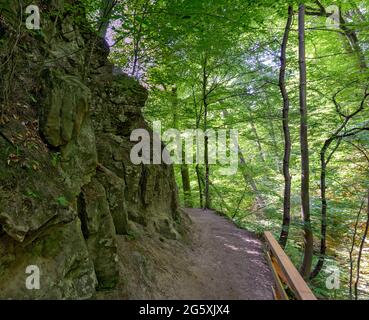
[56,196,69,207]
[50,152,61,167]
[25,190,38,199]
[125,231,137,241]
[107,0,369,299]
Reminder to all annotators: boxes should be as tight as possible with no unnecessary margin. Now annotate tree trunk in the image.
[298,4,314,279]
[130,0,150,78]
[310,137,340,279]
[354,190,369,300]
[349,200,364,299]
[278,5,293,249]
[181,145,193,208]
[202,54,211,209]
[310,143,329,279]
[196,164,204,208]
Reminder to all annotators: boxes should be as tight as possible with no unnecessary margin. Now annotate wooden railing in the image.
[264,231,317,300]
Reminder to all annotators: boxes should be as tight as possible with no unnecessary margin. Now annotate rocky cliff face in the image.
[0,0,184,299]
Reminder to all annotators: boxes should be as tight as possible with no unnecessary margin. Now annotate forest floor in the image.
[98,209,274,300]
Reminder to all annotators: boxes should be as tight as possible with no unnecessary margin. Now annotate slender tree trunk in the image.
[354,190,369,300]
[196,164,204,208]
[349,200,364,299]
[171,86,178,127]
[310,142,329,278]
[310,137,342,279]
[181,138,192,208]
[130,0,150,78]
[199,174,232,213]
[194,90,204,209]
[181,163,192,208]
[278,5,293,249]
[298,4,314,279]
[204,130,210,209]
[202,54,211,209]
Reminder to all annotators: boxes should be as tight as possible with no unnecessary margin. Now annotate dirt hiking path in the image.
[177,209,274,300]
[99,209,274,300]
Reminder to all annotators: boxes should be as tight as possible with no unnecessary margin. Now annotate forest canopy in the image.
[87,0,369,299]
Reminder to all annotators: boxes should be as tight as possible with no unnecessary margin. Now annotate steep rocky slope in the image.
[0,0,186,299]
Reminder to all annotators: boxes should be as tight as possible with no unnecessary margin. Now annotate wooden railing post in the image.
[264,231,317,300]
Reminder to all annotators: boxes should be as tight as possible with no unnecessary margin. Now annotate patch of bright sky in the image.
[105,20,121,47]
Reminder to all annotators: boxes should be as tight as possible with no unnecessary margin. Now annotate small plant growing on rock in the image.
[51,152,61,167]
[56,196,69,207]
[26,190,38,199]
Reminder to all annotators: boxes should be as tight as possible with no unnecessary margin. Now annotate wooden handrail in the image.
[264,231,317,300]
